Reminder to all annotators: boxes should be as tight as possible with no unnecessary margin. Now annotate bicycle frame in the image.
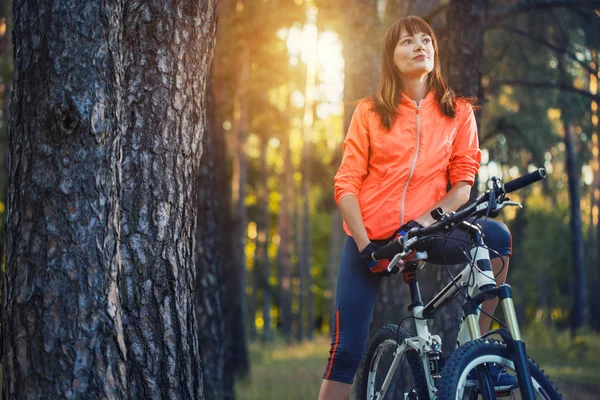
[371,220,536,400]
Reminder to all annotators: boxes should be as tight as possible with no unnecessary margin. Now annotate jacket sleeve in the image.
[334,102,371,204]
[449,103,481,186]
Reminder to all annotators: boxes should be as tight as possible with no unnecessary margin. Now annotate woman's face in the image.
[393,28,435,79]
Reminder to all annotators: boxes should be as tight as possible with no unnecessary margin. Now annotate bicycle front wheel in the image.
[357,324,430,400]
[436,339,562,399]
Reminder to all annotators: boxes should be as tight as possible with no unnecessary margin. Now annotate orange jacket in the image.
[334,91,481,240]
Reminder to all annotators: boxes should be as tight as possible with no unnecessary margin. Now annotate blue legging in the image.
[322,218,512,384]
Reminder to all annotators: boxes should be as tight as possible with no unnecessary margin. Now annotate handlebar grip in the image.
[373,239,403,261]
[502,168,547,194]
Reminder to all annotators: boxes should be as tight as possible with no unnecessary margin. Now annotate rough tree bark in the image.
[3,1,127,398]
[196,82,225,400]
[117,1,218,399]
[0,0,12,327]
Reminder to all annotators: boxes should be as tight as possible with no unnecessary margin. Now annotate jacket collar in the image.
[399,90,435,108]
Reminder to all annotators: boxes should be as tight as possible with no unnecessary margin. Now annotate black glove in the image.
[360,242,392,275]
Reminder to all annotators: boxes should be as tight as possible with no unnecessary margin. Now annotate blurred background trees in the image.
[1,0,599,397]
[208,0,600,394]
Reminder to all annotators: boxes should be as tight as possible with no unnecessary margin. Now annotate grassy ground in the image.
[235,329,600,400]
[235,336,329,400]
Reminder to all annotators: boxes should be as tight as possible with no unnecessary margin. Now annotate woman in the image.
[318,16,514,400]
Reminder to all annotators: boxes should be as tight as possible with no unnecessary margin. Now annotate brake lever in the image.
[493,201,522,211]
[386,252,407,273]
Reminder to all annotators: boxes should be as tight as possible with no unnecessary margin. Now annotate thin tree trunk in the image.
[118,1,218,398]
[255,137,273,342]
[4,2,127,397]
[301,10,318,341]
[277,111,294,341]
[248,245,257,341]
[555,51,588,333]
[511,187,529,323]
[214,79,238,400]
[295,184,303,342]
[590,189,600,332]
[196,81,225,400]
[564,121,587,333]
[226,44,250,377]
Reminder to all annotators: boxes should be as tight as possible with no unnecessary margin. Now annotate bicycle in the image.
[356,168,563,399]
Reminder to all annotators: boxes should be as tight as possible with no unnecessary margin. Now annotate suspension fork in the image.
[463,285,536,399]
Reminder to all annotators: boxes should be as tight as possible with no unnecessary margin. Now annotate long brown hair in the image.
[372,16,469,130]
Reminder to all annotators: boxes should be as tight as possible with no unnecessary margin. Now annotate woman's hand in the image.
[338,195,371,251]
[359,242,390,273]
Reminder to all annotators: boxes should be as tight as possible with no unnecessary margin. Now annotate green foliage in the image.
[525,324,600,386]
[508,188,573,328]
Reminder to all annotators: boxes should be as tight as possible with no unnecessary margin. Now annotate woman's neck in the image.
[401,76,429,103]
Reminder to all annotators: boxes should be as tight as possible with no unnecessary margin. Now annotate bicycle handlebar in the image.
[372,168,547,262]
[372,239,404,261]
[502,168,546,194]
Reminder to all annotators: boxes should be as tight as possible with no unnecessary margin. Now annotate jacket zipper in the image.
[400,101,421,225]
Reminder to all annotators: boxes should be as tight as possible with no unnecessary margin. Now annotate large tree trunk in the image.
[446,0,488,203]
[196,82,225,400]
[118,1,218,399]
[431,0,488,355]
[3,1,128,397]
[445,0,488,100]
[0,0,11,340]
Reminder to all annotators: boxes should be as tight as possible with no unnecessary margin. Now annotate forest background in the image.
[0,0,600,399]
